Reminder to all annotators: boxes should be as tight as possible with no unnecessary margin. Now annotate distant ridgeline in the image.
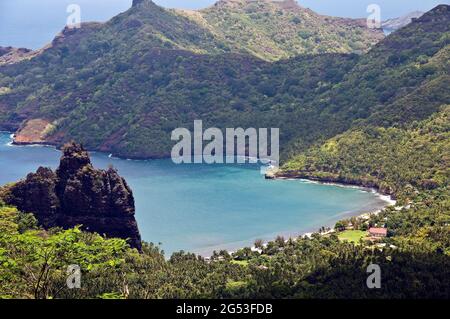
[382,11,424,33]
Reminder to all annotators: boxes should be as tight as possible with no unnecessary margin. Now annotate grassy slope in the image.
[338,230,368,243]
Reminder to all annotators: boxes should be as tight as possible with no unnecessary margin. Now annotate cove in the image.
[0,132,390,256]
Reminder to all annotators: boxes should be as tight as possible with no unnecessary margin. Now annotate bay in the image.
[0,132,389,256]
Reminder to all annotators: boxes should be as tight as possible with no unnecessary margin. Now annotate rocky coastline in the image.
[2,141,142,250]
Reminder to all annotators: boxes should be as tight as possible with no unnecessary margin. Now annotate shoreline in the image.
[197,185,395,257]
[5,133,170,161]
[202,169,397,257]
[1,131,396,258]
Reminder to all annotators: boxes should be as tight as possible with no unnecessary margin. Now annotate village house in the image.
[369,227,387,238]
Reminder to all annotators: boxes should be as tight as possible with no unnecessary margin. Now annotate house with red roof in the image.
[369,227,387,238]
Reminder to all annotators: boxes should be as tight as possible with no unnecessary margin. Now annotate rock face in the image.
[5,142,142,250]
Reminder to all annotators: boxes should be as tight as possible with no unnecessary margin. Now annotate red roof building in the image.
[369,227,387,237]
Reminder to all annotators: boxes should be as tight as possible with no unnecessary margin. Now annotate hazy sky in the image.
[155,0,448,19]
[0,0,448,49]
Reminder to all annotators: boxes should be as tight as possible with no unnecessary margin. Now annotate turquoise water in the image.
[0,132,388,255]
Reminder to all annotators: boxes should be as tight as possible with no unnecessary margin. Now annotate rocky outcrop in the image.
[5,142,142,250]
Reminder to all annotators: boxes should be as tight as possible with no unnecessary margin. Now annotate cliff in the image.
[12,119,54,145]
[3,142,142,250]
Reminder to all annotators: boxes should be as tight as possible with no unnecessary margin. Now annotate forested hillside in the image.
[0,3,447,160]
[283,106,450,198]
[2,143,449,299]
[180,0,382,60]
[0,0,386,158]
[2,97,448,299]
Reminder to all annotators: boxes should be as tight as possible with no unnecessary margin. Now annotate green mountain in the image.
[0,2,447,161]
[179,0,383,60]
[282,105,450,196]
[0,0,384,157]
[283,4,450,157]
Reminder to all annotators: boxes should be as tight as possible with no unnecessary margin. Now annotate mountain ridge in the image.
[183,0,383,60]
[0,4,448,160]
[382,10,424,32]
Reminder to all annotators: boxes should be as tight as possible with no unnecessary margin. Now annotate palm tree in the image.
[254,239,264,249]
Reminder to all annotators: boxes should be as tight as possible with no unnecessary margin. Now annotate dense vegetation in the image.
[1,76,449,300]
[283,105,450,196]
[0,3,447,160]
[2,186,449,299]
[0,0,385,158]
[181,0,383,60]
